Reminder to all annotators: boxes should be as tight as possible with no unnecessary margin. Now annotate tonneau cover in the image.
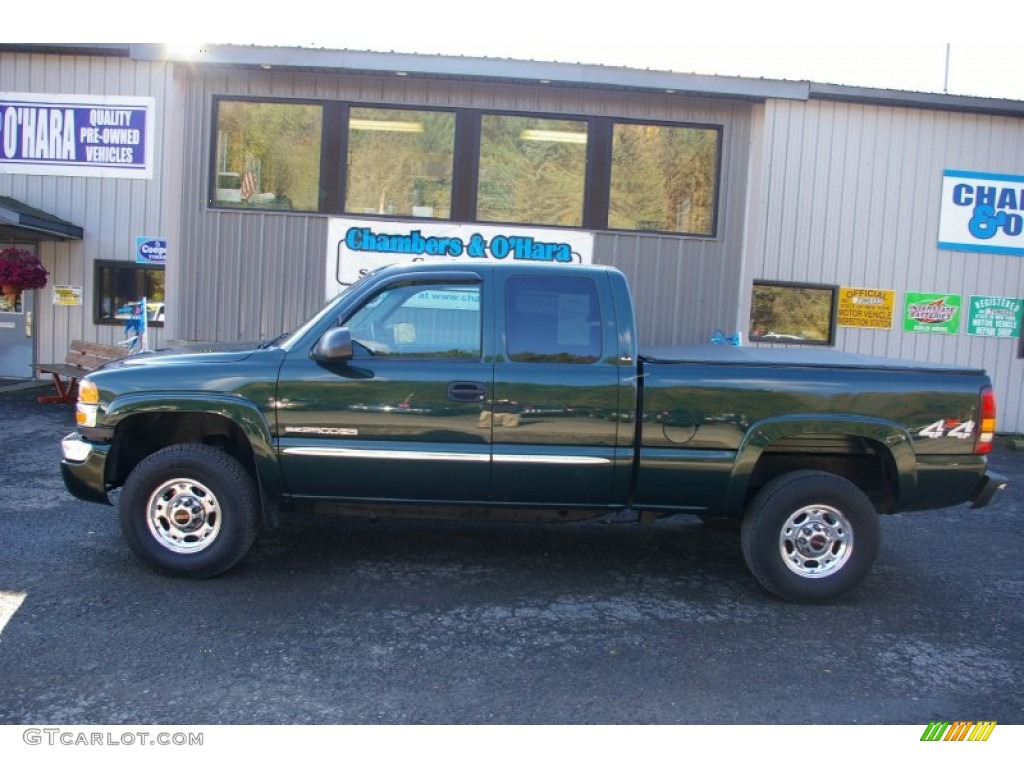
[639,344,985,374]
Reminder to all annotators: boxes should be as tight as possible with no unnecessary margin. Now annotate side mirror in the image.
[311,326,354,362]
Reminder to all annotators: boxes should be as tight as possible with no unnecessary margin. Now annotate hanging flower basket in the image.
[0,247,48,298]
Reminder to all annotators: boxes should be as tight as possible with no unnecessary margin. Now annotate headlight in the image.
[76,379,100,427]
[78,379,99,405]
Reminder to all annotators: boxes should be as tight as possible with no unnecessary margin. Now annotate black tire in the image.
[740,470,880,603]
[119,444,259,578]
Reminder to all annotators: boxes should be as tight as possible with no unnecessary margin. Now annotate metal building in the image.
[2,43,1023,431]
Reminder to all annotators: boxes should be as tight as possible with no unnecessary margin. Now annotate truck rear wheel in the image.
[119,444,258,578]
[740,470,879,602]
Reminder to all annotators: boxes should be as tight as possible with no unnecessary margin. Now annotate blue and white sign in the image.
[326,217,595,299]
[135,237,167,265]
[938,170,1024,256]
[0,92,155,179]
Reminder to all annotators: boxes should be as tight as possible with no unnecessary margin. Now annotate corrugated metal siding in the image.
[175,68,753,346]
[603,102,751,346]
[745,98,1024,432]
[0,51,174,366]
[173,67,331,341]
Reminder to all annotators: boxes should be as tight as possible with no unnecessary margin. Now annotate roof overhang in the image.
[809,82,1024,118]
[128,43,811,102]
[4,43,1022,117]
[0,196,84,241]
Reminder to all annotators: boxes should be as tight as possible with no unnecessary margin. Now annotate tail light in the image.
[976,385,996,455]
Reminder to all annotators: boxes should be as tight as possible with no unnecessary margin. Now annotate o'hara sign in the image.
[938,170,1024,256]
[0,92,154,179]
[326,218,594,299]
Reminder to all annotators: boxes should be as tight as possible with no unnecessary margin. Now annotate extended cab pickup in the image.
[61,262,1007,601]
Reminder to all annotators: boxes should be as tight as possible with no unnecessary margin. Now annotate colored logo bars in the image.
[920,721,997,742]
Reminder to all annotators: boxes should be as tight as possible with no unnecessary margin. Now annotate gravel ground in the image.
[0,380,1021,728]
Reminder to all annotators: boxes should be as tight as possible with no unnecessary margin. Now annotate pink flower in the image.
[0,247,48,290]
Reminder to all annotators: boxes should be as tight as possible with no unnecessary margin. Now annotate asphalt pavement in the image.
[0,379,1022,726]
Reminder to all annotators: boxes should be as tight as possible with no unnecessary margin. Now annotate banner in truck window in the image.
[326,217,594,299]
[0,93,155,179]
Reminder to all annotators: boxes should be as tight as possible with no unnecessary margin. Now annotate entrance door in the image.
[0,288,34,378]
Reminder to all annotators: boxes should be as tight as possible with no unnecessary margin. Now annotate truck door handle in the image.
[447,381,487,402]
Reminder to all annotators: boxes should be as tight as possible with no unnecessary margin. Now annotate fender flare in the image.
[723,414,916,516]
[104,393,282,526]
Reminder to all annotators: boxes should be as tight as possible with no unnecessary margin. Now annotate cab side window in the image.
[506,275,601,363]
[346,281,481,359]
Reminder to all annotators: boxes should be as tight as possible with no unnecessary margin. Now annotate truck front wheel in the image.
[119,444,259,578]
[740,470,879,602]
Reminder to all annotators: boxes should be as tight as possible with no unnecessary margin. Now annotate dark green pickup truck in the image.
[61,262,1006,601]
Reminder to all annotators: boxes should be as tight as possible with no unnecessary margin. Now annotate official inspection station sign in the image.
[838,287,895,329]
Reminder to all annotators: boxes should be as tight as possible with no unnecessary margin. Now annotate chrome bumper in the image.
[60,432,111,505]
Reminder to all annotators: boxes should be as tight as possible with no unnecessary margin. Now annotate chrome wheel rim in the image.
[146,477,222,554]
[779,504,853,578]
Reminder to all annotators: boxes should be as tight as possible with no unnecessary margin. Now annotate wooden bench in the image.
[34,340,129,404]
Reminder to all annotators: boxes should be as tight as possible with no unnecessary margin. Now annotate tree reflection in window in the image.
[609,123,719,236]
[345,107,455,219]
[215,101,323,212]
[477,116,587,227]
[749,281,836,345]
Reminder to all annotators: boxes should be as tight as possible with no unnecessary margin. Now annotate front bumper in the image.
[60,432,111,505]
[969,470,1008,509]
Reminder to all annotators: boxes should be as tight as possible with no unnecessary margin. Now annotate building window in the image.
[209,97,724,236]
[608,122,720,236]
[505,275,602,363]
[749,281,836,345]
[477,115,587,227]
[344,107,456,219]
[95,261,166,327]
[0,289,23,313]
[214,100,323,211]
